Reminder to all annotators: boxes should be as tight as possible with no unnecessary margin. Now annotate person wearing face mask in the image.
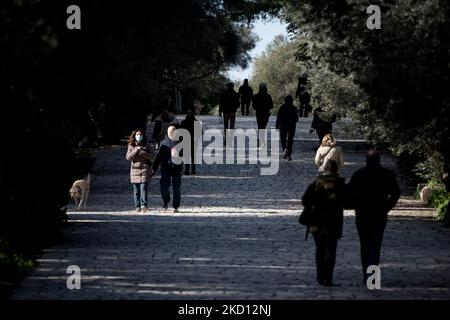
[126,130,154,213]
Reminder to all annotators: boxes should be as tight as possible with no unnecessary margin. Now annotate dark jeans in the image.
[299,103,311,117]
[223,113,236,130]
[313,229,338,284]
[241,99,251,116]
[184,163,196,174]
[160,170,181,209]
[256,113,270,130]
[133,183,148,208]
[280,127,296,157]
[184,144,196,174]
[356,215,386,281]
[256,113,270,147]
[223,113,236,145]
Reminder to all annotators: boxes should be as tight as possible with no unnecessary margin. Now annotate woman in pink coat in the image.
[126,130,154,212]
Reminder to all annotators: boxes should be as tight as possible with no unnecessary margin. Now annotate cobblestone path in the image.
[11,116,450,299]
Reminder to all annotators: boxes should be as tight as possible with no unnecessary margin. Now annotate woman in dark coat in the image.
[126,130,154,213]
[302,160,347,286]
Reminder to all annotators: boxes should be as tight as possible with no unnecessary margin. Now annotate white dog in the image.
[69,174,91,211]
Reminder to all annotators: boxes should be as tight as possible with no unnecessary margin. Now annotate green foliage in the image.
[0,239,36,298]
[0,2,283,293]
[283,0,450,183]
[429,187,450,221]
[252,35,299,109]
[251,34,365,117]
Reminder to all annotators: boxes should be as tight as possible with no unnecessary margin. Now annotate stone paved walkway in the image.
[11,116,450,299]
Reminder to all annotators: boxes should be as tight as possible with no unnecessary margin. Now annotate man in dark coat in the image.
[238,79,253,116]
[253,83,273,147]
[302,160,347,286]
[310,106,336,150]
[180,109,200,175]
[347,150,400,284]
[219,82,239,145]
[295,74,310,117]
[152,126,184,212]
[276,95,299,161]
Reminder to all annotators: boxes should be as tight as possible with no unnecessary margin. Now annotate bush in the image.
[0,239,36,299]
[428,186,450,221]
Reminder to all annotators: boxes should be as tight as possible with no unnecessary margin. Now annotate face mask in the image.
[136,134,143,142]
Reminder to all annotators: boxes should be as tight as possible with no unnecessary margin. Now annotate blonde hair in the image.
[321,134,336,147]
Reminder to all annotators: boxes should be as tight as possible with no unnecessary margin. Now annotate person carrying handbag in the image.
[301,160,347,286]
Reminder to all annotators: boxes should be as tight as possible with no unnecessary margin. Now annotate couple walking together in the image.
[302,150,400,287]
[126,126,182,213]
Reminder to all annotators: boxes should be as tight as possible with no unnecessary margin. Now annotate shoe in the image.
[141,207,149,213]
[184,171,190,175]
[173,208,179,213]
[288,156,292,161]
[162,204,168,211]
[135,207,141,212]
[191,171,196,175]
[282,150,288,160]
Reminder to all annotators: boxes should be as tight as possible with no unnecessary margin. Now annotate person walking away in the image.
[238,79,253,116]
[126,130,154,213]
[296,85,311,118]
[310,105,336,151]
[180,109,201,175]
[252,83,273,147]
[302,160,347,286]
[219,82,239,146]
[315,134,344,174]
[151,126,184,213]
[276,95,298,161]
[193,99,203,116]
[152,108,179,149]
[347,150,400,285]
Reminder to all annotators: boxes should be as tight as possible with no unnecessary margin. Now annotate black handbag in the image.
[298,206,313,226]
[299,206,314,241]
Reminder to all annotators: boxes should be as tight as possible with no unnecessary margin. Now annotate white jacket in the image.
[315,145,344,173]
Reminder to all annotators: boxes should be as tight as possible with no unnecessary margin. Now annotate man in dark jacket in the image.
[276,95,299,161]
[219,82,239,146]
[310,106,336,150]
[219,82,239,131]
[238,79,253,116]
[180,110,200,175]
[347,150,400,284]
[302,160,347,286]
[253,83,273,147]
[152,125,183,212]
[295,74,311,117]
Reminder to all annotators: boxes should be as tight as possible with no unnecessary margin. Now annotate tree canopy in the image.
[282,0,450,180]
[0,0,282,252]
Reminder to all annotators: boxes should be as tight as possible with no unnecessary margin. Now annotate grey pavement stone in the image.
[10,116,450,300]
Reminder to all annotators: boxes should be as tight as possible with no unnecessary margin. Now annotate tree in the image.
[0,0,283,258]
[283,0,450,181]
[251,35,363,115]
